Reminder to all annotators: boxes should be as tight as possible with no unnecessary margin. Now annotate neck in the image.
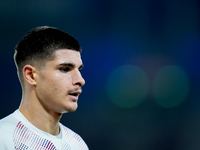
[19,93,62,135]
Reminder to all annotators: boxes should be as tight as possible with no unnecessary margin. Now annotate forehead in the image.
[52,49,82,64]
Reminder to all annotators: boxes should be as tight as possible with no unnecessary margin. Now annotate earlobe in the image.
[23,65,37,86]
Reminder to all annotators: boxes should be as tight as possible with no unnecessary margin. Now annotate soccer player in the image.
[0,26,89,150]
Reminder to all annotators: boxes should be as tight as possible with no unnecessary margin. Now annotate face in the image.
[35,49,85,114]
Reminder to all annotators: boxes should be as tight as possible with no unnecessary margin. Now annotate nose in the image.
[73,70,85,87]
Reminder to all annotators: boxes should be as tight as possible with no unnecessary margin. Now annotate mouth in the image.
[68,90,82,101]
[69,93,79,96]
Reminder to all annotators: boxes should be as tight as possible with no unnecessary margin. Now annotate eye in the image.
[79,68,83,72]
[60,67,70,72]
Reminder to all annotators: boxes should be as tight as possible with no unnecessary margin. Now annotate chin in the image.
[61,105,78,114]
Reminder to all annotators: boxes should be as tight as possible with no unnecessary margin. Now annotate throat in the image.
[19,106,62,136]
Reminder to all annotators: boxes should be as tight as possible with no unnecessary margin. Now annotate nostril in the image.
[75,82,82,87]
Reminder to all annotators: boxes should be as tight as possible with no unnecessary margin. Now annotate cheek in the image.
[51,73,72,92]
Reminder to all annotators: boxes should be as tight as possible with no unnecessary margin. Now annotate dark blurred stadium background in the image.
[0,0,200,149]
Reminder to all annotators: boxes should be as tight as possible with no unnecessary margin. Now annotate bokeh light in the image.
[106,65,149,108]
[152,65,190,108]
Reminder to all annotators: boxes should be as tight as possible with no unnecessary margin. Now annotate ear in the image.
[23,65,37,86]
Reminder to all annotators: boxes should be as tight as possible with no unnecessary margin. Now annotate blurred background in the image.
[0,0,200,149]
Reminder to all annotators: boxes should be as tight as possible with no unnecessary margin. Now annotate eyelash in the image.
[60,68,82,73]
[60,68,70,72]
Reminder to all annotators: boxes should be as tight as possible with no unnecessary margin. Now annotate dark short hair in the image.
[14,26,82,84]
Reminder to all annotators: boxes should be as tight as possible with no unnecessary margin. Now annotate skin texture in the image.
[19,49,85,135]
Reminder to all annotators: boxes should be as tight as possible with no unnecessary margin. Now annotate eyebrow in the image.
[59,63,84,70]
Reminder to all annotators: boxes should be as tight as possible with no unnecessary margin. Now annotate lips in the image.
[68,90,82,101]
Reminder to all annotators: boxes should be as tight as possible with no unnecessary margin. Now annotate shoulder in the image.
[0,133,14,150]
[0,126,14,149]
[0,110,19,129]
[60,123,89,150]
[0,111,18,150]
[0,112,17,132]
[60,123,83,141]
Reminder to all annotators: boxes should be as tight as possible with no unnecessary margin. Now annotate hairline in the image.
[16,48,81,87]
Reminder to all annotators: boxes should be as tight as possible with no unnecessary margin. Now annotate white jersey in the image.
[0,110,89,150]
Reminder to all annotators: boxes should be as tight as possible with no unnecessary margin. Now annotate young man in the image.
[0,26,89,150]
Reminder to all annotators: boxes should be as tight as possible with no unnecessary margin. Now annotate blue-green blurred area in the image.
[0,0,200,149]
